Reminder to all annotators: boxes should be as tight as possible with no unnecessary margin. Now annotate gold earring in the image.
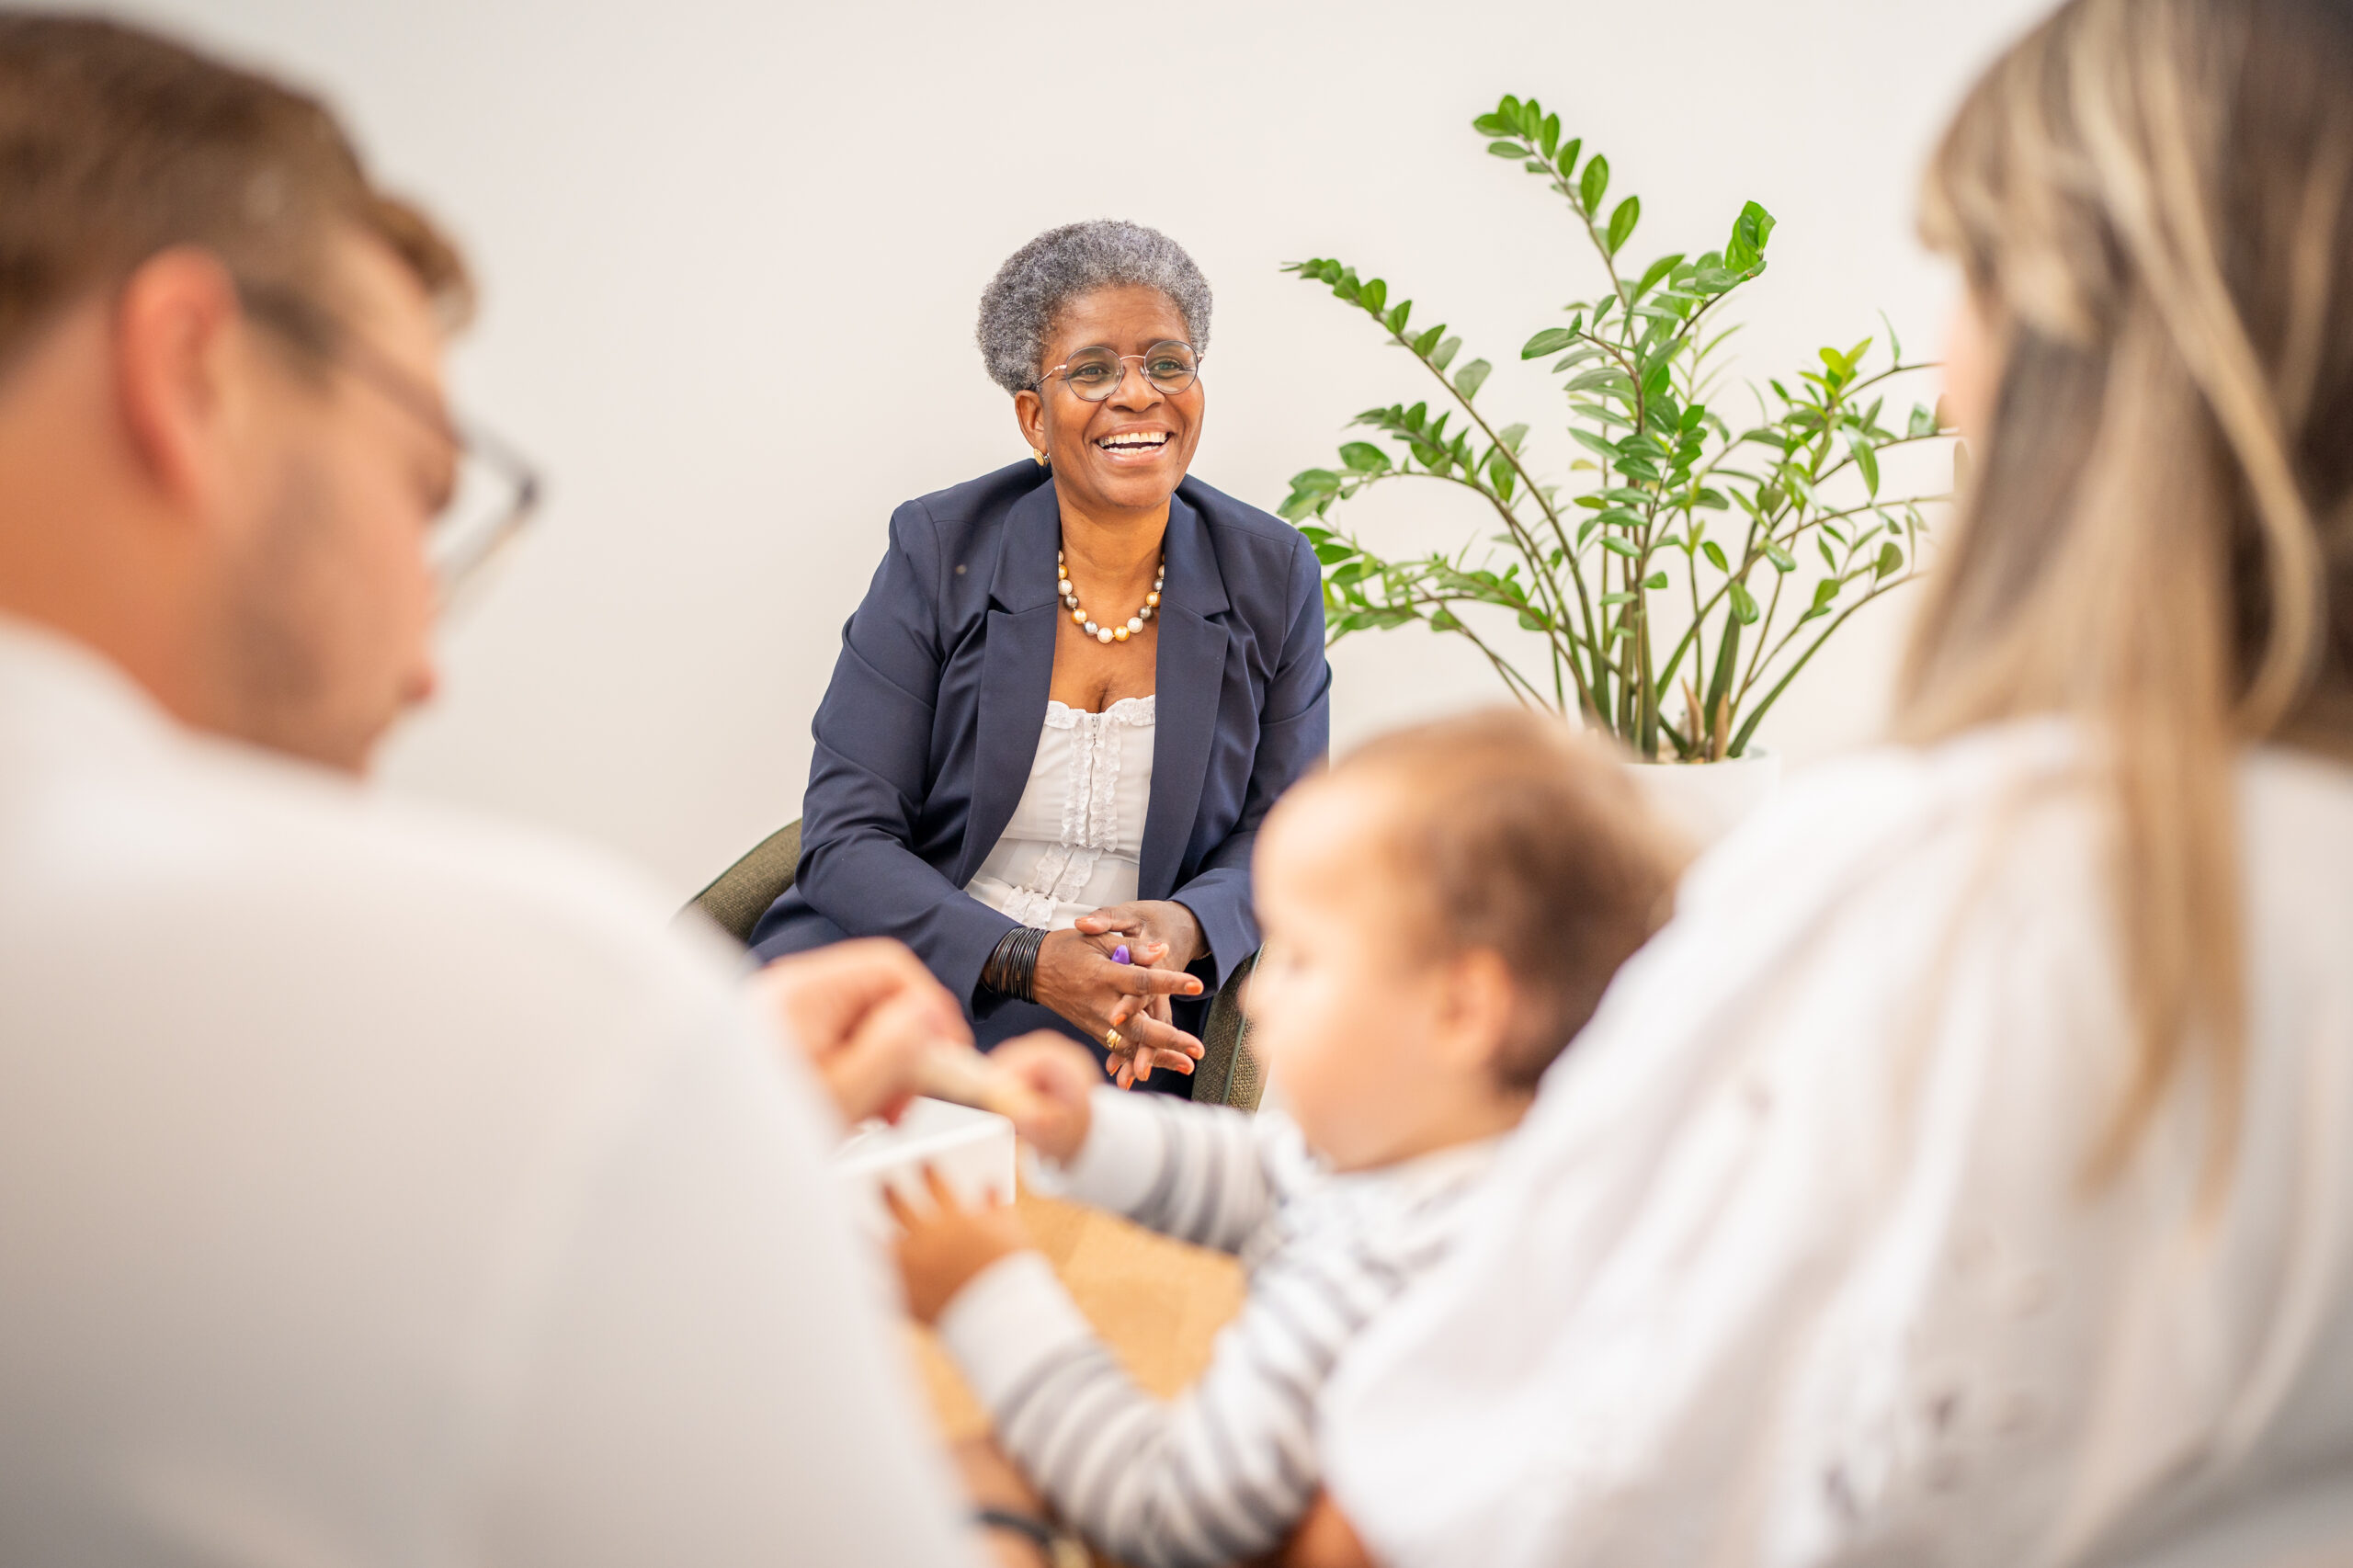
[1033,448,1050,467]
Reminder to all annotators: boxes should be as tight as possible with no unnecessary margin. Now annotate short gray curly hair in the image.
[976,220,1212,394]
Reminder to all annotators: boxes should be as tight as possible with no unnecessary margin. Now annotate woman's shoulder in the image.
[1177,474,1314,555]
[889,460,1052,552]
[1175,475,1321,620]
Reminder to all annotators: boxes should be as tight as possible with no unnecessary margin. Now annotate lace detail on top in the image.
[978,698,1155,931]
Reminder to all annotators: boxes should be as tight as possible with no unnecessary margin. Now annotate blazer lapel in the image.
[1140,489,1230,900]
[958,480,1062,886]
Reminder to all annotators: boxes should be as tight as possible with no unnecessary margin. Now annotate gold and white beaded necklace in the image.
[1059,549,1165,645]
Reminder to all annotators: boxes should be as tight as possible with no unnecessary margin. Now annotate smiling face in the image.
[1014,283,1205,519]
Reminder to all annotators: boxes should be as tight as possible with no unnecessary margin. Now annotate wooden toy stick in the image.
[915,1045,1027,1119]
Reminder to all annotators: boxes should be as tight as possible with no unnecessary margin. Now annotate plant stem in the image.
[1387,327,1607,716]
[1731,558,1790,720]
[1398,594,1552,706]
[1727,574,1915,755]
[1332,462,1616,714]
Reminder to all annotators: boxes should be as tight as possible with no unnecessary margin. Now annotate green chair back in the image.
[688,821,802,944]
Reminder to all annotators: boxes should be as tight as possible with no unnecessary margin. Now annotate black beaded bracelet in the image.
[982,925,1046,1003]
[1006,926,1045,998]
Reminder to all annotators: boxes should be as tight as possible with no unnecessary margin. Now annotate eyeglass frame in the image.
[233,277,545,608]
[1032,339,1203,403]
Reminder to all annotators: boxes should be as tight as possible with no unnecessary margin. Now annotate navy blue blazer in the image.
[748,460,1331,1032]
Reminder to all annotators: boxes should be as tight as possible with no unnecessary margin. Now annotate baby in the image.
[892,709,1681,1568]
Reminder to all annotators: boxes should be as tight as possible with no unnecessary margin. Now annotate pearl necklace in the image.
[1059,549,1164,645]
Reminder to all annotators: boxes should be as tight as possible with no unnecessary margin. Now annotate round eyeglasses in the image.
[237,278,543,622]
[1037,340,1200,402]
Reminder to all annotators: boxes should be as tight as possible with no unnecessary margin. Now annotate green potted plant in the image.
[1279,93,1958,837]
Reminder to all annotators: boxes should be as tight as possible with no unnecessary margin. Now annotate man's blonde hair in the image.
[0,14,472,378]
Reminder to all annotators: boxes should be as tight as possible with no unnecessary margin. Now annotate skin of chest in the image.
[1048,610,1160,713]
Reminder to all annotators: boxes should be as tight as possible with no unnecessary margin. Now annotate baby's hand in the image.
[984,1032,1100,1163]
[886,1166,1029,1324]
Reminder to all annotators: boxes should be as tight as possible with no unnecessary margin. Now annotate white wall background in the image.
[114,0,2051,898]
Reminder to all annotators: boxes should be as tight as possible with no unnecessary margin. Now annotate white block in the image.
[833,1096,1016,1237]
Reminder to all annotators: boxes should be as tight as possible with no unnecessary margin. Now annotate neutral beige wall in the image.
[114,0,2052,897]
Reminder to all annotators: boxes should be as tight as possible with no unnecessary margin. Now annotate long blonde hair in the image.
[1907,0,2353,1181]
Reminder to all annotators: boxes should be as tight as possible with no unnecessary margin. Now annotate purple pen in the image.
[1111,944,1131,965]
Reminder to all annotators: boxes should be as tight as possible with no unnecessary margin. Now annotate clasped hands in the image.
[1035,899,1208,1088]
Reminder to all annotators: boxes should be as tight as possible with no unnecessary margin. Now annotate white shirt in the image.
[0,619,973,1568]
[966,697,1155,928]
[1323,721,2353,1568]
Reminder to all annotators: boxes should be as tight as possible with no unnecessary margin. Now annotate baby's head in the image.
[1248,710,1681,1171]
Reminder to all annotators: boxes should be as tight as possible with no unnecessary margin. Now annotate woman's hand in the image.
[1074,900,1206,978]
[885,1165,1030,1325]
[1031,927,1203,1088]
[1074,901,1211,1088]
[749,939,971,1124]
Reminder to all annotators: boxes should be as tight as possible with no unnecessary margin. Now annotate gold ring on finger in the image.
[1103,1027,1122,1051]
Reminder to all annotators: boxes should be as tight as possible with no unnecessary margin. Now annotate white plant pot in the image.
[834,1096,1015,1239]
[1621,745,1780,850]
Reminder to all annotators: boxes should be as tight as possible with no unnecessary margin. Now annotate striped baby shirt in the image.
[935,1086,1500,1568]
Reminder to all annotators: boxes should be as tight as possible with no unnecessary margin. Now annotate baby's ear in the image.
[1433,948,1523,1077]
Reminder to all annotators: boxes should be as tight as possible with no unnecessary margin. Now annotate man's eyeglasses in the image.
[235,279,543,618]
[1035,340,1200,403]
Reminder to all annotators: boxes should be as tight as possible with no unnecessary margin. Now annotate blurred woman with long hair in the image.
[1302,1,2353,1562]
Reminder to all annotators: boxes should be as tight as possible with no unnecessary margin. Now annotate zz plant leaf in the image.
[1278,91,1957,760]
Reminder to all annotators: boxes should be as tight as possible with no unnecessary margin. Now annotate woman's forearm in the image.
[794,826,1017,1003]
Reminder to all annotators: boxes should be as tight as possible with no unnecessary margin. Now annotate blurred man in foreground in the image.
[0,15,983,1564]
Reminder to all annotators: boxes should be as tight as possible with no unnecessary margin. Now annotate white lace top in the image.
[964,697,1155,929]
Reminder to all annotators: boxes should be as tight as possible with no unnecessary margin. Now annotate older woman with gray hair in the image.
[750,220,1330,1089]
